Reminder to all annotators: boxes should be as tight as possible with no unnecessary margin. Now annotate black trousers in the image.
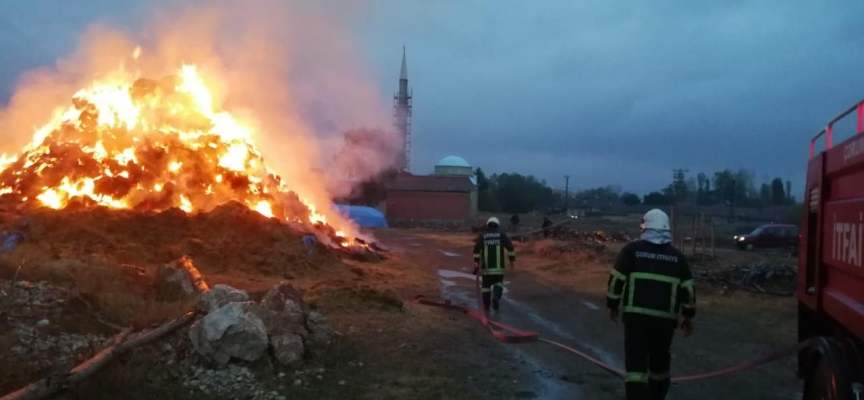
[623,314,675,400]
[480,274,504,310]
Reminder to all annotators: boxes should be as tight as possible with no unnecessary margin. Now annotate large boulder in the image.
[189,302,269,366]
[261,282,308,314]
[248,302,308,338]
[199,285,249,313]
[187,281,337,370]
[251,281,309,338]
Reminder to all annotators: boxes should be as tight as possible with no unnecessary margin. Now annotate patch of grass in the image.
[0,253,192,330]
[311,287,404,314]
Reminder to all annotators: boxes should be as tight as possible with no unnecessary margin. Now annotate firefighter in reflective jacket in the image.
[606,209,695,400]
[473,217,516,312]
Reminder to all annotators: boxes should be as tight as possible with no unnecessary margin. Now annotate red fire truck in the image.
[799,100,864,398]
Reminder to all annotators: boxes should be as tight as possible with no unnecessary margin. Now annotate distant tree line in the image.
[476,168,561,214]
[477,167,800,214]
[625,168,797,208]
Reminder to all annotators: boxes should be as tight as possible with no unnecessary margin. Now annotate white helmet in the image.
[641,209,670,231]
[487,217,500,226]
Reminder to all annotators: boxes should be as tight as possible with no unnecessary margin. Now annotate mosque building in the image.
[382,49,477,222]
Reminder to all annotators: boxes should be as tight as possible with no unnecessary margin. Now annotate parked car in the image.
[734,224,800,251]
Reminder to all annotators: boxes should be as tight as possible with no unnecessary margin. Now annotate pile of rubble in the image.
[1,279,110,374]
[190,282,335,369]
[0,256,338,398]
[1,279,67,309]
[533,240,606,257]
[695,261,797,295]
[390,219,472,232]
[156,256,336,370]
[549,229,632,243]
[180,364,271,398]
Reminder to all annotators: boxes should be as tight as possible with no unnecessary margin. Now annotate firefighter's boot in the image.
[648,377,670,400]
[482,291,491,312]
[492,285,503,311]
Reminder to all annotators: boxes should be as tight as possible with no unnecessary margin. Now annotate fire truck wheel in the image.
[804,356,836,399]
[803,338,861,400]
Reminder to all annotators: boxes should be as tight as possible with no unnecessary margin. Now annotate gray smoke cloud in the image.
[0,0,402,211]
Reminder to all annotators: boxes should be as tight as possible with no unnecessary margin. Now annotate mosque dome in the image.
[436,155,471,168]
[433,155,475,185]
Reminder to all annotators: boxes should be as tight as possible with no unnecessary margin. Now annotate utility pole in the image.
[564,175,570,212]
[671,168,689,204]
[671,169,688,249]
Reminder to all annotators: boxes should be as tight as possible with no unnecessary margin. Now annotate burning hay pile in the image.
[0,62,372,251]
[695,261,797,296]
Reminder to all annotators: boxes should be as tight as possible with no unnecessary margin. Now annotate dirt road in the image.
[381,230,802,400]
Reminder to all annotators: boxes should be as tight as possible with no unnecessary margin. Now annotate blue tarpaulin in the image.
[333,205,389,228]
[0,231,25,253]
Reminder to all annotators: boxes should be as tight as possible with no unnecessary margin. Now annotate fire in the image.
[0,54,361,246]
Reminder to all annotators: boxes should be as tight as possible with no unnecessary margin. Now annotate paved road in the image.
[383,231,802,400]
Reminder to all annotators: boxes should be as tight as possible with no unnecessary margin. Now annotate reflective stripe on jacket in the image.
[606,240,696,320]
[473,228,516,275]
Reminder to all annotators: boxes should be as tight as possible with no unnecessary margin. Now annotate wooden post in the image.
[691,214,697,256]
[670,206,676,247]
[700,213,706,263]
[711,221,716,259]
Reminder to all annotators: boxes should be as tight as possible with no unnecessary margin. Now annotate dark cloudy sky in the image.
[2,1,864,196]
[361,1,864,195]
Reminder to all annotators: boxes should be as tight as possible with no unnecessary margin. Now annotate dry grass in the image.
[0,253,192,330]
[518,239,798,346]
[441,231,799,326]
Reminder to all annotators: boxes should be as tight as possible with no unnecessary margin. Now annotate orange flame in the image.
[0,55,360,245]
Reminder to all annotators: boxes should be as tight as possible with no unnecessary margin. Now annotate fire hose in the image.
[413,275,812,383]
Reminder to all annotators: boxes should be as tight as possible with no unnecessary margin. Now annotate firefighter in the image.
[473,216,516,312]
[542,216,553,238]
[606,209,695,400]
[510,213,520,232]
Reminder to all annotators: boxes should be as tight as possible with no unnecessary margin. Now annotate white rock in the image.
[199,285,249,313]
[188,302,269,366]
[36,319,49,326]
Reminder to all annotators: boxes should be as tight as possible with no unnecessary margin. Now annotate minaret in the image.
[393,46,412,172]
